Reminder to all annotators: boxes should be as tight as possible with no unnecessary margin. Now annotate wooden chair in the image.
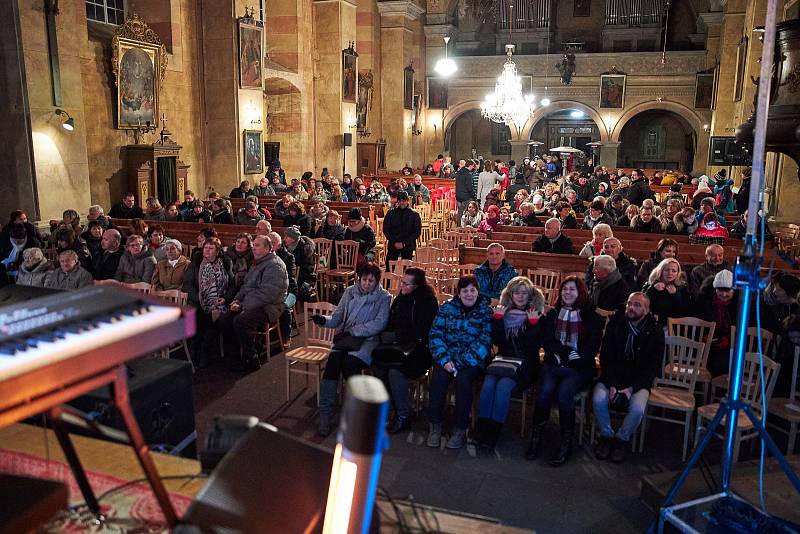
[124,281,152,294]
[387,258,413,275]
[151,289,194,371]
[456,263,479,277]
[381,271,401,295]
[711,327,775,402]
[324,240,359,299]
[666,317,716,403]
[767,345,800,455]
[285,302,336,406]
[527,268,560,305]
[436,277,459,303]
[414,247,438,264]
[312,237,333,301]
[641,335,706,460]
[695,352,781,462]
[428,238,448,250]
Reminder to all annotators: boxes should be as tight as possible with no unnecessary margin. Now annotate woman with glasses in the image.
[114,234,157,284]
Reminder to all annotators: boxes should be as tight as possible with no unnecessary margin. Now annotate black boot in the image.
[318,379,338,437]
[482,420,502,451]
[473,418,492,447]
[548,429,574,467]
[525,421,547,461]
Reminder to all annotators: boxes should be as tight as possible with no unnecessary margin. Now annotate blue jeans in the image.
[532,364,590,432]
[478,374,517,423]
[428,364,482,429]
[592,382,649,442]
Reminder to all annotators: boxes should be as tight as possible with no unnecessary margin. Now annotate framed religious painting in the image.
[404,65,414,110]
[599,74,625,109]
[694,70,715,109]
[112,15,168,129]
[243,130,263,174]
[238,17,264,89]
[573,0,590,17]
[427,78,449,109]
[342,44,358,103]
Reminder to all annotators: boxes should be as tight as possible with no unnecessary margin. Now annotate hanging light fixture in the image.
[434,36,458,77]
[480,4,535,131]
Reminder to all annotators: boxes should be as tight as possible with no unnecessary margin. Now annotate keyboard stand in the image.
[3,364,179,526]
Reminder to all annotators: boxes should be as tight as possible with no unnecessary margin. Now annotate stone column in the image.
[378,0,425,171]
[423,22,455,163]
[313,0,358,179]
[509,140,530,164]
[599,142,620,168]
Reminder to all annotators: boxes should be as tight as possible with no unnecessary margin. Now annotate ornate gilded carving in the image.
[111,13,168,87]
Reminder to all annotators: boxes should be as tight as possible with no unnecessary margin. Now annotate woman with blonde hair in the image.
[476,277,545,450]
[644,258,690,324]
[579,223,613,258]
[617,204,639,228]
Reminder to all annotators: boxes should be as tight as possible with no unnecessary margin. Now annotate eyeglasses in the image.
[400,280,415,287]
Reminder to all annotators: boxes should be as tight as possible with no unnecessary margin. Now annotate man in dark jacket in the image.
[382,191,422,269]
[688,244,729,296]
[268,231,299,343]
[91,229,124,280]
[218,235,289,371]
[589,255,631,312]
[586,238,638,289]
[473,243,517,298]
[184,200,213,223]
[533,218,574,254]
[283,225,316,290]
[625,169,654,207]
[631,206,663,233]
[735,167,752,214]
[108,193,144,219]
[455,160,476,221]
[229,180,252,199]
[593,292,664,463]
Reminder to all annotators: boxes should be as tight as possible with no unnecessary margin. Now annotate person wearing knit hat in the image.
[713,269,733,289]
[477,205,501,233]
[344,207,376,265]
[284,225,301,241]
[152,238,190,291]
[698,269,737,376]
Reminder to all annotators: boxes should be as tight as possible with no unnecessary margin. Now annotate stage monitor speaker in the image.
[67,357,196,458]
[709,136,751,166]
[176,424,336,534]
[343,132,353,147]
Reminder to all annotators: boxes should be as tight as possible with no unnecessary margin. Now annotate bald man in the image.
[585,237,638,289]
[532,218,574,254]
[688,244,729,295]
[593,292,664,463]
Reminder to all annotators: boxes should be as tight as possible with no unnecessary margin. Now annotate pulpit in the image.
[125,136,190,207]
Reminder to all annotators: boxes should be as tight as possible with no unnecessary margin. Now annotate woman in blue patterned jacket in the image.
[426,275,493,450]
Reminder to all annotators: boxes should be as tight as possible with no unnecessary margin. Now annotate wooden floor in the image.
[0,423,531,533]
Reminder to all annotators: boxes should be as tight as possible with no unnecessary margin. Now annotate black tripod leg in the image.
[49,409,102,516]
[741,404,800,493]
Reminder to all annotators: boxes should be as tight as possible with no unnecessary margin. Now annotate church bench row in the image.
[110,219,284,247]
[227,197,384,219]
[491,225,751,247]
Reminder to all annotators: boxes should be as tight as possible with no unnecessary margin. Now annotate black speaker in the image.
[343,132,352,147]
[709,136,751,166]
[67,357,197,458]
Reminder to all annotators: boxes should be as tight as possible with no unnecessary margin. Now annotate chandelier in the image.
[480,44,535,128]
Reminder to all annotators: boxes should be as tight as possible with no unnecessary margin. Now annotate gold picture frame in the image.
[243,130,264,174]
[599,74,626,109]
[239,17,264,89]
[112,14,168,130]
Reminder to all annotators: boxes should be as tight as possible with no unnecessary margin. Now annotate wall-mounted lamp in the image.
[55,108,74,131]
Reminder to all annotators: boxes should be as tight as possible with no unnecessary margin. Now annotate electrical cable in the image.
[70,472,206,509]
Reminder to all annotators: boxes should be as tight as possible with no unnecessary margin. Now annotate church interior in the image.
[2,0,800,532]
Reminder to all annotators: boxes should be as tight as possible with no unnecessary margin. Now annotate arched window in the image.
[85,0,124,25]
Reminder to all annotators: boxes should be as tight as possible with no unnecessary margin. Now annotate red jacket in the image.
[695,225,729,238]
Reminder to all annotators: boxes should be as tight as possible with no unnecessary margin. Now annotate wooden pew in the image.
[459,245,589,275]
[110,219,284,252]
[227,197,384,220]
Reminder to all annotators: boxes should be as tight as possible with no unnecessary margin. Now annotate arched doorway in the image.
[528,107,602,163]
[616,110,696,172]
[264,76,303,171]
[444,109,512,160]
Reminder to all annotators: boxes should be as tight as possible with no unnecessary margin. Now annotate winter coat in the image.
[636,254,663,289]
[283,213,312,237]
[533,232,574,254]
[108,203,144,219]
[91,248,123,280]
[377,286,439,378]
[455,167,475,202]
[735,178,751,214]
[274,201,292,219]
[311,223,346,241]
[364,191,389,204]
[477,171,501,207]
[114,248,157,284]
[212,209,235,225]
[560,214,579,229]
[82,233,102,259]
[461,210,484,228]
[582,212,614,230]
[233,252,289,323]
[688,261,730,295]
[184,209,213,224]
[45,265,93,290]
[590,271,631,312]
[695,224,729,238]
[512,212,544,227]
[729,217,773,241]
[144,209,165,221]
[407,183,432,205]
[506,178,529,204]
[322,282,392,365]
[625,179,655,206]
[714,179,735,212]
[598,311,664,393]
[16,260,53,287]
[344,224,377,263]
[631,216,664,233]
[473,259,517,299]
[286,235,316,288]
[151,255,190,291]
[383,206,422,251]
[644,283,691,325]
[540,305,603,376]
[224,248,254,291]
[275,247,298,297]
[579,240,603,258]
[228,187,249,199]
[235,209,265,226]
[253,185,275,196]
[429,295,493,369]
[666,214,699,235]
[491,312,543,389]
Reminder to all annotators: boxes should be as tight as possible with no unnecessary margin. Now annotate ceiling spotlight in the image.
[434,36,458,77]
[570,110,584,118]
[55,108,74,131]
[540,97,551,107]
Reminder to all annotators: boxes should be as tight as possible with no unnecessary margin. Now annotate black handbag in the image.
[610,392,630,412]
[332,332,366,352]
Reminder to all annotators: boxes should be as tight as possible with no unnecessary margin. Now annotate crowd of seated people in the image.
[2,157,798,468]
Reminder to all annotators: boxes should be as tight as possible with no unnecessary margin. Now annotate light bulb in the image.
[540,97,551,106]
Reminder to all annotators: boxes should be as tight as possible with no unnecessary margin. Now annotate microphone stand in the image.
[654,0,800,529]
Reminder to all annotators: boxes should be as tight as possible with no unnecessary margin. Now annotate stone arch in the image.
[263,74,305,171]
[525,101,610,143]
[441,100,484,136]
[610,101,704,143]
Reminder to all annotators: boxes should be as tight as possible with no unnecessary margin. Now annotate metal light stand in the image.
[655,0,800,529]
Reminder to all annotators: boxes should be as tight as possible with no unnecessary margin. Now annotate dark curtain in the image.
[157,157,177,207]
